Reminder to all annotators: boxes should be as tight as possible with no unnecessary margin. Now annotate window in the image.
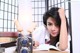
[0,0,18,32]
[32,0,45,27]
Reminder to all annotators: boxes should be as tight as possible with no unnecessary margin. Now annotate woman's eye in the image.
[48,23,52,26]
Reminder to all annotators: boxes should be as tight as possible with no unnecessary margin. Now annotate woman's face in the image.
[46,17,60,37]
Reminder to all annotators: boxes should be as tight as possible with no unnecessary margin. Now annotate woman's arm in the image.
[58,8,68,51]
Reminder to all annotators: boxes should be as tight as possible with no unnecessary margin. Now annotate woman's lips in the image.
[51,32,57,35]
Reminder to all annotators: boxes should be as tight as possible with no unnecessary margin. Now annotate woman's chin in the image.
[51,34,58,37]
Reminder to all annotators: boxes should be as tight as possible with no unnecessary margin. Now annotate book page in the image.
[33,44,60,51]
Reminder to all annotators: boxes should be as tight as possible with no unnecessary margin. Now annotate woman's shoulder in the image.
[35,25,46,31]
[32,25,47,34]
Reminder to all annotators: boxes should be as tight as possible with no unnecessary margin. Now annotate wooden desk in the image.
[5,47,68,53]
[33,50,68,53]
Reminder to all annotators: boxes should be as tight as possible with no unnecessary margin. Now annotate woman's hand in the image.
[58,8,66,20]
[33,41,39,48]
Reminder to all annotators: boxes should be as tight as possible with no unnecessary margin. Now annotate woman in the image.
[32,7,70,51]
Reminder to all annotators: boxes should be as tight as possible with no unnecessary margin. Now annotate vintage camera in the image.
[16,33,33,53]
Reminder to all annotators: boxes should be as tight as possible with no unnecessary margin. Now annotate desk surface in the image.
[5,47,68,53]
[33,50,68,53]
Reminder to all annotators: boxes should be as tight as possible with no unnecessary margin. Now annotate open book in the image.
[34,44,60,51]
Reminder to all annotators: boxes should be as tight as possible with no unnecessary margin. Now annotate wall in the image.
[71,0,80,53]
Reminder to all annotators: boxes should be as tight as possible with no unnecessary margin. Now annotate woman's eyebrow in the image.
[47,21,52,23]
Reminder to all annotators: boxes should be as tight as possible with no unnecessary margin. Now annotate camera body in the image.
[16,33,33,53]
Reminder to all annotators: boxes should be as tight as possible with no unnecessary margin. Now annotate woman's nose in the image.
[51,25,56,31]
